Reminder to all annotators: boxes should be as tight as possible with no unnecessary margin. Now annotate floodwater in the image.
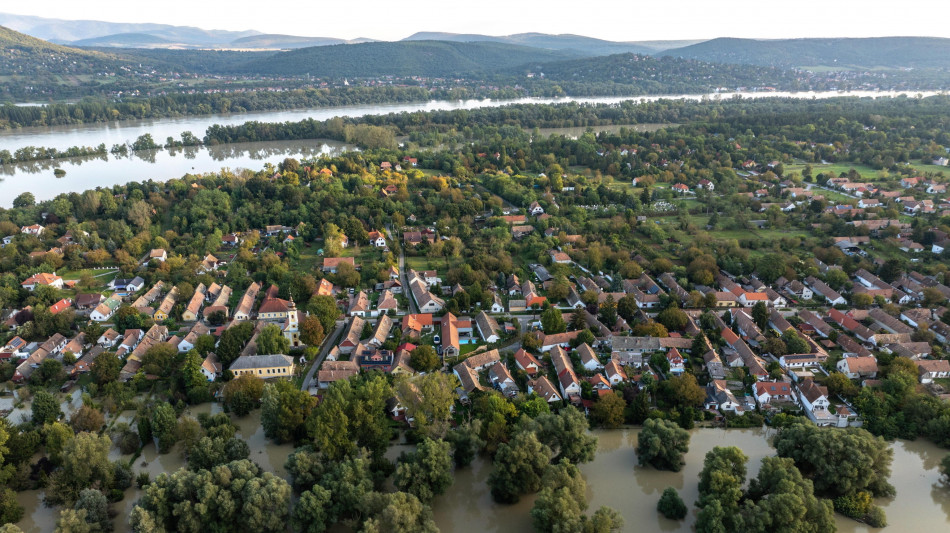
[11,422,950,532]
[0,139,352,205]
[0,90,944,205]
[432,428,950,533]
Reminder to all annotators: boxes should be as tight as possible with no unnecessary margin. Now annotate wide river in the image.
[0,90,945,205]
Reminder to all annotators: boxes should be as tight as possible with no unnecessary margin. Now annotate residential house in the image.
[475,311,501,343]
[527,376,562,403]
[705,380,742,414]
[666,347,686,375]
[754,381,794,407]
[149,249,168,262]
[338,317,366,354]
[348,291,373,318]
[535,330,582,352]
[488,362,518,397]
[797,378,831,419]
[49,298,73,315]
[152,286,179,322]
[837,356,879,380]
[368,230,387,247]
[514,348,542,375]
[604,359,627,385]
[97,329,120,348]
[21,272,63,291]
[232,282,261,321]
[322,257,355,274]
[317,360,359,389]
[577,343,603,371]
[440,312,461,358]
[804,276,846,305]
[550,346,581,400]
[178,322,210,353]
[528,201,545,215]
[181,283,207,322]
[453,350,502,394]
[376,290,399,315]
[75,293,104,310]
[367,315,394,348]
[917,359,950,383]
[201,353,222,381]
[90,294,122,322]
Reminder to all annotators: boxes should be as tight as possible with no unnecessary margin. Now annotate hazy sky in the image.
[6,0,950,41]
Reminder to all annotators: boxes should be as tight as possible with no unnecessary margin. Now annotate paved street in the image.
[301,320,345,392]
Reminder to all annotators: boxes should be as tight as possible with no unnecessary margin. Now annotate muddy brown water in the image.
[11,423,950,532]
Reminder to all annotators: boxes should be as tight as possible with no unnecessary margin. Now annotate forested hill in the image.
[232,40,583,77]
[0,25,130,75]
[522,53,810,93]
[663,37,950,69]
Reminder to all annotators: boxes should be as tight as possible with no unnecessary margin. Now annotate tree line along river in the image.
[1,90,944,206]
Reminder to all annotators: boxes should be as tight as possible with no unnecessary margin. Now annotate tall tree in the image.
[636,419,689,472]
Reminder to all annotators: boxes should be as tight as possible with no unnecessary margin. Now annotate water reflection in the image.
[0,139,353,205]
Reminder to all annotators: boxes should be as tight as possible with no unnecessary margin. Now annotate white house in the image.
[798,379,830,413]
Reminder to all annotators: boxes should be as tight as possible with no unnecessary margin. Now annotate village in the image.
[5,166,950,434]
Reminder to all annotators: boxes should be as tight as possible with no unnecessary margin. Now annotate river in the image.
[0,90,945,205]
[9,422,949,532]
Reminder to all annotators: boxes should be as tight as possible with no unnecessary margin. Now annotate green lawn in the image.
[785,162,884,181]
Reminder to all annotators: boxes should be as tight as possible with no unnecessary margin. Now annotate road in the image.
[388,225,419,314]
[301,319,345,392]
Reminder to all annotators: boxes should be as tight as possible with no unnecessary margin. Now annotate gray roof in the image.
[229,354,294,370]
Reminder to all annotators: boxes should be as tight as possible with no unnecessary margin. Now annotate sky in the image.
[5,0,950,42]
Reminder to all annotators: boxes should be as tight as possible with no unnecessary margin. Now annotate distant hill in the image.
[228,34,375,49]
[403,31,655,56]
[522,52,806,92]
[233,40,583,77]
[662,37,950,69]
[0,25,133,75]
[71,32,174,48]
[0,12,259,47]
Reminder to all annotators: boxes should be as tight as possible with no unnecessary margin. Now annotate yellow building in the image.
[229,354,295,378]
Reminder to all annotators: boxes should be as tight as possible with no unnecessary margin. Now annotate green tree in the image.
[73,489,110,532]
[300,316,326,347]
[150,403,178,453]
[409,345,440,373]
[591,391,626,429]
[657,487,687,519]
[45,421,74,465]
[69,405,105,434]
[773,423,895,499]
[308,295,341,332]
[90,352,121,384]
[446,421,484,468]
[257,323,290,355]
[32,390,62,425]
[45,433,114,506]
[487,431,551,503]
[292,485,332,533]
[394,438,454,502]
[359,491,438,533]
[12,192,34,208]
[395,373,456,439]
[130,460,290,533]
[187,435,249,471]
[751,302,768,331]
[222,374,265,416]
[541,306,566,334]
[261,380,317,444]
[636,419,689,472]
[656,304,688,331]
[533,406,598,464]
[782,328,809,355]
